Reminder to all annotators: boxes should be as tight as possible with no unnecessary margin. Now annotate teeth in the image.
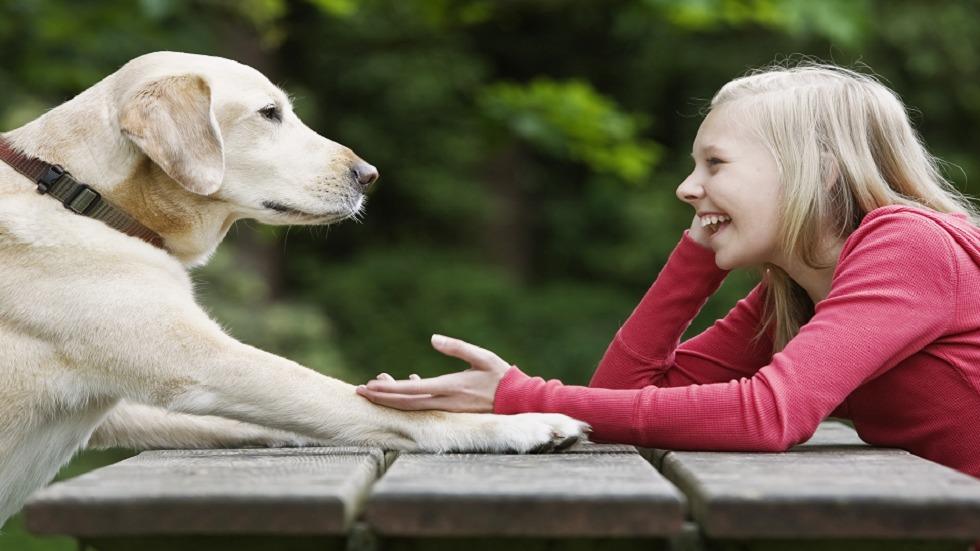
[699,214,732,228]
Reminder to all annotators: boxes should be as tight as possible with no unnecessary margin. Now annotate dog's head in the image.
[114,52,377,226]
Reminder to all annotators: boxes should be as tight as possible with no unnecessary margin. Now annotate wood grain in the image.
[25,447,383,536]
[365,448,685,537]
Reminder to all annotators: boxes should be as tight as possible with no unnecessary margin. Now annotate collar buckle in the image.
[37,164,67,194]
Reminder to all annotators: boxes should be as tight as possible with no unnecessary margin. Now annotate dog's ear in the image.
[120,74,224,196]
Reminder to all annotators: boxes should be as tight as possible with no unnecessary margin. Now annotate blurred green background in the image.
[2,0,978,548]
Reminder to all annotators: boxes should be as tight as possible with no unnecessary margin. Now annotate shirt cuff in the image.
[493,365,541,414]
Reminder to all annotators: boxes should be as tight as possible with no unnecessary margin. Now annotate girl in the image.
[356,63,980,479]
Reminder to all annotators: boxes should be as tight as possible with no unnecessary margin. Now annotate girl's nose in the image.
[676,174,704,204]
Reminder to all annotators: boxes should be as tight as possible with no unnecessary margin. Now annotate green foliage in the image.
[308,0,359,17]
[194,247,354,380]
[645,0,872,47]
[479,79,661,184]
[295,247,636,384]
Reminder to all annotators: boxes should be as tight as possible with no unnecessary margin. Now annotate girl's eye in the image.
[259,104,282,123]
[707,157,724,166]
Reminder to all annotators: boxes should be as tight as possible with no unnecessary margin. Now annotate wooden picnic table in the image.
[23,421,980,550]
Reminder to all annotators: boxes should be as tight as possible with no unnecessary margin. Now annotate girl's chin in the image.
[714,258,734,270]
[712,252,742,271]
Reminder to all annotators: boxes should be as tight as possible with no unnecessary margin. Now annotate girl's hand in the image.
[355,335,510,413]
[688,213,712,248]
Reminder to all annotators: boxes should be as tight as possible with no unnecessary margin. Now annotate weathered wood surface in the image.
[25,447,384,536]
[23,421,980,548]
[365,443,685,537]
[658,422,980,539]
[638,421,869,469]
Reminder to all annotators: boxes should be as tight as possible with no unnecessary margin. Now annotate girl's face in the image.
[676,105,784,270]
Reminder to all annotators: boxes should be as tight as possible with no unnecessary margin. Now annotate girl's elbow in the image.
[756,434,795,453]
[756,424,815,452]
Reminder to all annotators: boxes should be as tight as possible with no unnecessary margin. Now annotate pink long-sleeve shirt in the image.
[494,205,980,477]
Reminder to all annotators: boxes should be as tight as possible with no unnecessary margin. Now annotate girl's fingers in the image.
[431,334,499,367]
[356,386,438,411]
[376,373,395,382]
[409,374,420,381]
[363,375,445,395]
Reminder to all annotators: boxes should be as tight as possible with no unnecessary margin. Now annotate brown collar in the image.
[0,137,166,250]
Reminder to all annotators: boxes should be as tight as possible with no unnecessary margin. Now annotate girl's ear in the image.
[119,74,225,196]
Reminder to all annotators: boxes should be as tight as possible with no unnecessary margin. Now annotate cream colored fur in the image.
[0,52,587,527]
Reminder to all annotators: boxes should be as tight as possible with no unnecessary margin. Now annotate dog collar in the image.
[0,137,166,250]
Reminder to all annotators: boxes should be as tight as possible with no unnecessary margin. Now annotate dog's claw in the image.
[554,434,580,451]
[529,441,555,454]
[523,421,589,454]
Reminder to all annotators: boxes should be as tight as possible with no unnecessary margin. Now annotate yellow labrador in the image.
[0,52,586,526]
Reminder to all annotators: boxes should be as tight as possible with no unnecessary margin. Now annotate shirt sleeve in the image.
[495,212,957,451]
[589,230,773,391]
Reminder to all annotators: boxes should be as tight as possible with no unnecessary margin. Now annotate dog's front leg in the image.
[87,401,326,450]
[73,292,587,453]
[149,338,586,453]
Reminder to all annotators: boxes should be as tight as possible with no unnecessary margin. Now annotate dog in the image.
[0,51,587,526]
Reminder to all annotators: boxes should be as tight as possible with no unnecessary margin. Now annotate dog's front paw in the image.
[491,413,591,453]
[415,412,590,454]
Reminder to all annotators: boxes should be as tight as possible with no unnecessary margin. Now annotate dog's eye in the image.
[259,104,282,123]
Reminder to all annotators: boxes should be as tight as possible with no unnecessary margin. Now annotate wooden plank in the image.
[658,423,980,539]
[645,420,865,472]
[559,442,640,454]
[25,447,383,536]
[365,447,685,537]
[639,420,868,470]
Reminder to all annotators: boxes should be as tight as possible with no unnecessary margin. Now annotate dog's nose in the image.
[352,162,379,189]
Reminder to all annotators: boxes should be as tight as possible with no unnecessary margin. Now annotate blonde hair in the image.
[710,62,979,351]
